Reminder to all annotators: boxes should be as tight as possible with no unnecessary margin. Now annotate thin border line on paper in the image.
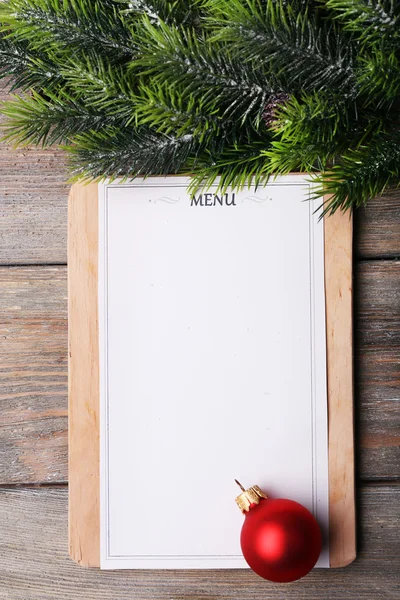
[101,181,322,562]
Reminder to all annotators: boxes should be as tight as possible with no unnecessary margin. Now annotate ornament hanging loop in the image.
[235,481,268,513]
[234,479,246,492]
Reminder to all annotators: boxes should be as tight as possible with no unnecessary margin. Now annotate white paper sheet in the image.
[99,176,329,570]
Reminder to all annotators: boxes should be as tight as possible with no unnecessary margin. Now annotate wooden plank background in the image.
[0,83,399,598]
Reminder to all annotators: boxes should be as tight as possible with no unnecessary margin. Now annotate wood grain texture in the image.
[68,183,99,567]
[0,485,398,600]
[355,261,400,480]
[0,82,68,265]
[357,346,400,479]
[0,267,67,484]
[356,261,400,347]
[355,189,400,259]
[0,262,399,485]
[324,210,355,567]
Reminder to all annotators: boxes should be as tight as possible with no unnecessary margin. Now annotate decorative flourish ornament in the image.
[235,480,322,583]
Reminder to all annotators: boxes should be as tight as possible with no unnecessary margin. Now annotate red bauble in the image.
[236,483,321,583]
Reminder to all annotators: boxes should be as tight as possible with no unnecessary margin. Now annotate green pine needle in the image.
[0,0,399,213]
[67,126,200,181]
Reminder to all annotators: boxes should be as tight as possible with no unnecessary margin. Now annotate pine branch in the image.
[269,92,385,155]
[263,138,328,174]
[1,90,127,145]
[0,33,64,92]
[120,0,207,27]
[314,132,400,215]
[325,0,400,47]
[59,54,137,121]
[207,0,357,95]
[358,47,400,109]
[134,17,277,124]
[274,93,351,144]
[67,126,202,180]
[133,81,259,142]
[133,83,220,138]
[0,0,137,60]
[0,0,399,213]
[188,141,272,194]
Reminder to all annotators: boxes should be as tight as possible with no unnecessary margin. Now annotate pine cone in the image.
[262,93,290,129]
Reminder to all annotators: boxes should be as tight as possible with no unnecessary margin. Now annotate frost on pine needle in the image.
[0,0,399,213]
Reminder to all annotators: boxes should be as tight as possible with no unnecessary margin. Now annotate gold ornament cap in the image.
[235,480,268,513]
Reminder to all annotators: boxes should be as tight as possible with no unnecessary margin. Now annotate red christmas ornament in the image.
[235,481,322,583]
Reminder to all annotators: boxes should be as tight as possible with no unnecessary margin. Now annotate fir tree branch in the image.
[0,0,398,212]
[262,90,392,179]
[120,0,207,27]
[59,54,137,121]
[325,0,400,47]
[133,17,277,123]
[0,33,64,92]
[132,81,258,142]
[358,47,400,109]
[188,141,272,194]
[133,82,222,138]
[1,90,127,145]
[274,94,351,144]
[0,0,137,60]
[207,0,357,95]
[270,92,385,155]
[67,126,201,180]
[314,132,400,215]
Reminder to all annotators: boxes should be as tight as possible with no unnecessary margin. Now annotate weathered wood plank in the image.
[0,264,399,484]
[0,485,398,599]
[0,267,67,484]
[0,82,68,265]
[356,261,400,347]
[356,261,400,479]
[0,266,67,316]
[355,189,400,259]
[357,347,400,479]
